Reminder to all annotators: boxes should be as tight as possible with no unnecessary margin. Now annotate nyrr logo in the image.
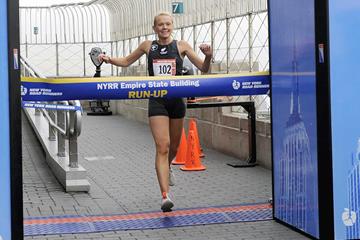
[232,80,241,90]
[151,44,158,52]
[342,208,357,227]
[21,85,28,96]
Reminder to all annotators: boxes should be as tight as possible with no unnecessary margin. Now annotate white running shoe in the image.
[169,168,176,186]
[161,192,174,212]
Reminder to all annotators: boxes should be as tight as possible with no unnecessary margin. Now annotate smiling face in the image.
[153,14,174,40]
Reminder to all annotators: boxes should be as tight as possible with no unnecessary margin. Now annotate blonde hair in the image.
[153,12,174,26]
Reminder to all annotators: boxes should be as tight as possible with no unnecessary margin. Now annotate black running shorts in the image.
[148,98,186,119]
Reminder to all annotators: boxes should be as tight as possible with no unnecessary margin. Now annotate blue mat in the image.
[24,202,273,236]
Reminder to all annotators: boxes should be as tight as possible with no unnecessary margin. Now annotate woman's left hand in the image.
[199,44,212,57]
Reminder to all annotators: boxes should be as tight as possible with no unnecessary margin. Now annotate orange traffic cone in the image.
[172,128,187,165]
[188,119,205,158]
[180,130,206,171]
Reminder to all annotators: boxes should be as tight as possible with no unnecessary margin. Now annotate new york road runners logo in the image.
[232,80,241,90]
[342,208,357,227]
[151,44,158,52]
[21,85,28,96]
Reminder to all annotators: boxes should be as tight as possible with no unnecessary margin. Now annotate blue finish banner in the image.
[329,1,360,239]
[0,0,12,238]
[270,0,319,238]
[20,72,269,101]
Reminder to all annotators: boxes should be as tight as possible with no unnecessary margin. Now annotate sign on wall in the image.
[172,2,184,14]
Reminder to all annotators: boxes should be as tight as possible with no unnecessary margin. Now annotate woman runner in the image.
[99,12,212,212]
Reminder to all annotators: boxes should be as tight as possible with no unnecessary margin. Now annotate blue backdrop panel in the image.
[20,73,269,101]
[0,0,12,239]
[269,0,319,238]
[329,1,360,238]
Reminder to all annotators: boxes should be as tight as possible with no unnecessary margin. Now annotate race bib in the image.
[153,59,176,76]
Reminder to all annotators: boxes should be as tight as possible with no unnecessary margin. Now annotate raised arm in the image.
[99,40,151,67]
[179,40,212,73]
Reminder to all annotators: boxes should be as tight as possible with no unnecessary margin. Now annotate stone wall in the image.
[109,99,272,169]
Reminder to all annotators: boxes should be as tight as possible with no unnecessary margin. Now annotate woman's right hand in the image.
[98,53,111,64]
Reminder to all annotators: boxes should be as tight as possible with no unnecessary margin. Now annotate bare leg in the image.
[149,116,170,194]
[168,118,184,166]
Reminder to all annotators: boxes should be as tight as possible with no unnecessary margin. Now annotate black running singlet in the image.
[148,40,183,76]
[147,40,186,118]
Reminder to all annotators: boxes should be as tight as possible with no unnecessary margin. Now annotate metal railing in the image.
[20,3,270,119]
[21,55,82,169]
[20,4,110,44]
